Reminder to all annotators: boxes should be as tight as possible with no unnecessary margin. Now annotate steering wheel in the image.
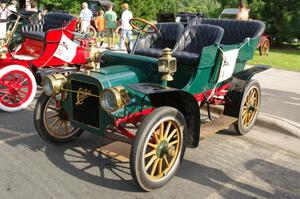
[9,10,30,19]
[129,18,157,34]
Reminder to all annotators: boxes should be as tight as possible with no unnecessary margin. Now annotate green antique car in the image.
[33,18,269,191]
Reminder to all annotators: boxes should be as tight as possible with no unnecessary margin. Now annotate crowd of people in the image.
[0,0,39,20]
[0,0,248,51]
[79,2,133,51]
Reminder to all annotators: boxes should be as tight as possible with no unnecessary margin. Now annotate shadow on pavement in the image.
[245,159,300,198]
[178,159,274,199]
[43,135,142,192]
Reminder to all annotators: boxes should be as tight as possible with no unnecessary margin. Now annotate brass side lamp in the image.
[84,39,101,71]
[158,48,177,82]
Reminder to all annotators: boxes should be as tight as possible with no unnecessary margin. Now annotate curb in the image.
[256,113,300,138]
[205,105,300,138]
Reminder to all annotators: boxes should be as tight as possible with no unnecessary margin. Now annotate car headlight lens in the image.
[43,74,67,96]
[100,86,129,113]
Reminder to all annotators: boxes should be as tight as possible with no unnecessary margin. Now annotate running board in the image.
[200,115,237,140]
[96,141,131,162]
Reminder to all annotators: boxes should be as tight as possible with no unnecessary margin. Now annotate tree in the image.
[250,0,300,43]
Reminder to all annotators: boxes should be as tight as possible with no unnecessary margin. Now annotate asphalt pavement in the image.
[0,68,299,199]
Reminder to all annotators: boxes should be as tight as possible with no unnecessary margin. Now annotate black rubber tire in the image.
[34,92,83,144]
[234,80,261,135]
[130,107,187,191]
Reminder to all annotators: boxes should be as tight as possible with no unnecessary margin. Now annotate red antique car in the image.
[0,11,91,112]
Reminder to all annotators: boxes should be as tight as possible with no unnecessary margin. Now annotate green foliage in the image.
[250,0,300,43]
[178,0,221,17]
[41,0,82,14]
[39,0,299,42]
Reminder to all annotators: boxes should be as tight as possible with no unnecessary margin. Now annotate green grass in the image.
[249,48,300,72]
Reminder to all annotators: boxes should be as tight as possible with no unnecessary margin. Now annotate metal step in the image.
[96,141,131,162]
[200,115,237,140]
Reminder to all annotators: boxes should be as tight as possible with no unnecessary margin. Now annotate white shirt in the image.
[121,10,133,30]
[7,5,17,17]
[80,8,93,21]
[0,9,8,20]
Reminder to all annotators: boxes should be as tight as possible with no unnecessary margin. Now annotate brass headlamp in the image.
[100,86,130,113]
[43,74,67,96]
[158,48,177,81]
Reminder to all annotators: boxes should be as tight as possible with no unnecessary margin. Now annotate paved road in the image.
[255,68,300,124]
[0,68,299,199]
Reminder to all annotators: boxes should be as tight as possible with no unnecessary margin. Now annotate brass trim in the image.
[75,88,92,106]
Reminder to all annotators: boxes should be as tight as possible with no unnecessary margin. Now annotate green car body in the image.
[62,36,259,138]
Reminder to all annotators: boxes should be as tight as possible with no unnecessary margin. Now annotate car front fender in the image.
[128,83,200,148]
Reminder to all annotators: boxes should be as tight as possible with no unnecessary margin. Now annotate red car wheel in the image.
[259,39,270,56]
[0,65,37,112]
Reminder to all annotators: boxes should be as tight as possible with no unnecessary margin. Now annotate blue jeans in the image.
[119,29,132,48]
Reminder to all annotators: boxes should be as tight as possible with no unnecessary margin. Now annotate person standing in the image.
[104,4,117,50]
[0,3,8,20]
[118,3,133,51]
[7,0,17,13]
[236,1,249,20]
[79,2,93,35]
[95,10,105,46]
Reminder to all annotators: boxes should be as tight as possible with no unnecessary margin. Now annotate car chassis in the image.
[34,17,269,191]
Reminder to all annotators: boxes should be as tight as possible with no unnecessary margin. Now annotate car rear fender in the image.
[224,65,270,117]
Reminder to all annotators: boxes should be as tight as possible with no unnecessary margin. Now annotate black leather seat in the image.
[21,12,75,41]
[22,31,45,41]
[134,22,185,58]
[172,24,224,66]
[189,18,265,45]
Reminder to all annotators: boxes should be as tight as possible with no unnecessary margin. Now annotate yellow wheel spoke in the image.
[164,121,172,139]
[49,118,59,128]
[151,159,159,176]
[47,113,59,120]
[145,149,156,158]
[153,130,159,144]
[167,129,177,142]
[58,120,63,131]
[146,156,157,170]
[158,159,163,176]
[168,140,178,147]
[147,142,157,149]
[163,156,170,168]
[64,121,68,134]
[159,122,164,140]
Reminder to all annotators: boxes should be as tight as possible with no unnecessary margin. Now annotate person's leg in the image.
[111,30,115,48]
[80,22,85,33]
[100,31,104,46]
[106,29,111,49]
[126,30,133,42]
[125,30,133,50]
[119,29,126,49]
[82,21,89,35]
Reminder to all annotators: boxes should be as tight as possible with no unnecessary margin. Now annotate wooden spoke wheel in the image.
[34,92,83,144]
[130,107,187,191]
[259,39,270,56]
[0,65,36,112]
[235,80,261,135]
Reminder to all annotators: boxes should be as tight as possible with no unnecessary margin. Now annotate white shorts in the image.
[81,21,90,34]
